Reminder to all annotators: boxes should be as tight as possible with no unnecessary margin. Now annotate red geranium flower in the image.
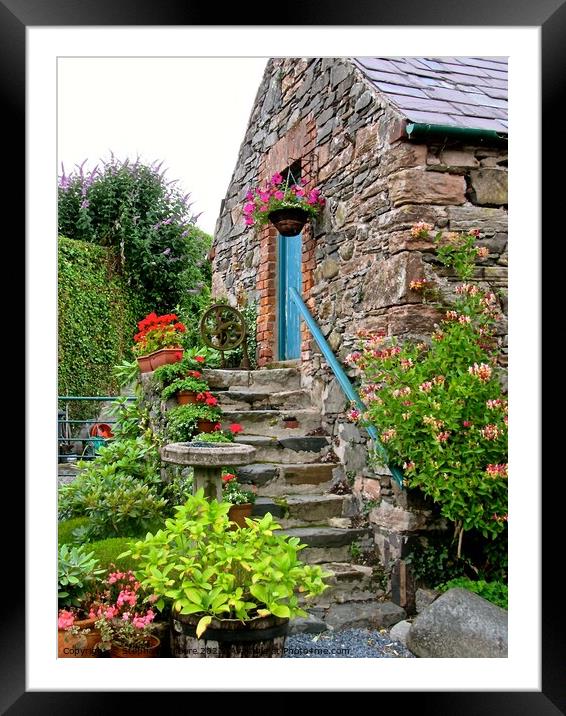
[229,423,243,434]
[222,473,236,483]
[194,355,205,363]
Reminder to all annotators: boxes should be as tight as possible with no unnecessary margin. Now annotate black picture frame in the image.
[12,0,557,710]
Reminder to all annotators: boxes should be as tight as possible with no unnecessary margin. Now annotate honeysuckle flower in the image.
[410,222,433,239]
[347,408,361,421]
[481,424,502,441]
[486,464,508,478]
[381,428,396,443]
[436,431,451,442]
[419,381,433,393]
[468,363,492,381]
[476,246,489,259]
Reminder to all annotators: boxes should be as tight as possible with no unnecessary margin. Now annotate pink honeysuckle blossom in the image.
[436,431,451,442]
[410,222,433,239]
[419,381,433,393]
[381,428,397,443]
[486,463,508,478]
[476,246,489,259]
[347,408,361,422]
[480,424,502,441]
[468,363,492,382]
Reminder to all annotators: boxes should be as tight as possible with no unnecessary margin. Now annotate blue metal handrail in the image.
[289,287,404,488]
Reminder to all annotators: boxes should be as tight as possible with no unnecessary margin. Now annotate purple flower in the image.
[80,199,90,209]
[162,248,171,256]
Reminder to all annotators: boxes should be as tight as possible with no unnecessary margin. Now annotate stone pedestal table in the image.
[160,442,256,502]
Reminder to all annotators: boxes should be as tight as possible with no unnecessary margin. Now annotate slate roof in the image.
[353,57,507,133]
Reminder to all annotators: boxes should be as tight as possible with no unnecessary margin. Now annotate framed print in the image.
[9,0,557,710]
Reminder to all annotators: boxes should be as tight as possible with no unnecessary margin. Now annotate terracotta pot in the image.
[170,609,288,658]
[228,502,253,529]
[137,347,183,373]
[283,418,299,429]
[58,617,100,658]
[149,347,184,371]
[176,390,199,405]
[268,208,309,237]
[137,355,153,373]
[110,634,160,658]
[197,419,218,433]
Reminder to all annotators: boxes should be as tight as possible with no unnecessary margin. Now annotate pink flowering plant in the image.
[345,228,507,558]
[242,172,326,228]
[91,569,157,651]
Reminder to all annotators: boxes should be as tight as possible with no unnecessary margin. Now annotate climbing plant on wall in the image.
[58,237,143,411]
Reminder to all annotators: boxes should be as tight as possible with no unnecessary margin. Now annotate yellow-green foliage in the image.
[58,237,144,406]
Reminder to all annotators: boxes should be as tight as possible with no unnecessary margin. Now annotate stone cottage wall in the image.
[212,57,508,597]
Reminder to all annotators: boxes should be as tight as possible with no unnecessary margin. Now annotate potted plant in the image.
[92,569,160,658]
[165,403,222,441]
[222,472,256,528]
[243,172,326,236]
[189,423,243,446]
[161,373,212,405]
[122,490,331,657]
[58,544,105,658]
[133,312,186,372]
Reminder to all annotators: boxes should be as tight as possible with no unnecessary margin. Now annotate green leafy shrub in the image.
[58,517,90,545]
[151,349,209,388]
[58,157,210,312]
[123,490,331,637]
[58,237,143,418]
[405,536,472,586]
[88,537,141,572]
[161,376,210,401]
[58,434,166,536]
[436,577,508,610]
[191,430,234,444]
[165,403,222,443]
[58,543,104,609]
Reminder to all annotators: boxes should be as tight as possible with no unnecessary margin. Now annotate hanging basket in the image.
[268,208,309,237]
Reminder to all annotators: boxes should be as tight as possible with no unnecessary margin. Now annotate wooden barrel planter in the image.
[170,610,288,658]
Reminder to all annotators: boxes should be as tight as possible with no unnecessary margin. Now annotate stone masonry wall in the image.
[212,57,508,595]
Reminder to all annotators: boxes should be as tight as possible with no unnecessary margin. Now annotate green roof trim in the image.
[405,122,507,144]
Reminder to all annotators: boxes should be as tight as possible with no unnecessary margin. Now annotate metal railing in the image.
[58,395,136,462]
[289,287,404,488]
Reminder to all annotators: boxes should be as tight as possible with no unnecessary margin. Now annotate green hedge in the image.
[58,237,144,411]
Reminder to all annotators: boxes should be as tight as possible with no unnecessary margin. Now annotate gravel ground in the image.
[283,628,415,658]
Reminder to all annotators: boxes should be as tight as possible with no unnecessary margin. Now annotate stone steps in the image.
[236,462,338,496]
[204,368,301,392]
[253,493,345,526]
[234,434,331,464]
[300,562,379,607]
[217,389,312,411]
[279,526,372,564]
[220,409,322,437]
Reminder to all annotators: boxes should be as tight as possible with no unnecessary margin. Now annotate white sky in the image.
[57,58,268,235]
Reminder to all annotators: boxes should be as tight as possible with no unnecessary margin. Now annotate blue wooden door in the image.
[278,233,302,360]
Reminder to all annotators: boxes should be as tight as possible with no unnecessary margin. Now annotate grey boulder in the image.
[407,588,508,658]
